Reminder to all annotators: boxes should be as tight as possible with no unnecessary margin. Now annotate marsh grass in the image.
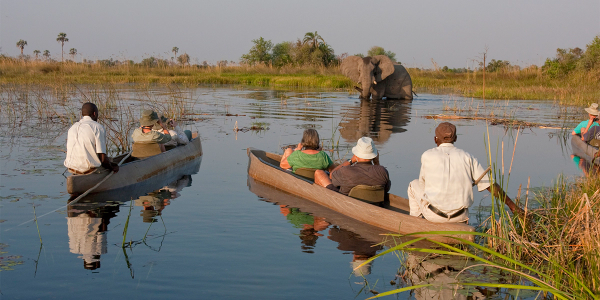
[3,59,599,106]
[361,129,600,299]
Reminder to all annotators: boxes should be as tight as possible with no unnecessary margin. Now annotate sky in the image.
[1,0,599,68]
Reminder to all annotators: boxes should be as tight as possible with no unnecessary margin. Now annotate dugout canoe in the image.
[571,135,599,164]
[246,148,475,244]
[67,137,203,194]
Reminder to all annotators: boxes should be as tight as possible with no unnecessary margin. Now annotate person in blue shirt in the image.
[572,103,599,137]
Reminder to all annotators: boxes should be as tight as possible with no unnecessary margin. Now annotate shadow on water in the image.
[339,99,412,145]
[66,158,201,271]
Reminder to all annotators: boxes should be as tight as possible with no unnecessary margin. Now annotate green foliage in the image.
[241,37,273,66]
[486,59,511,72]
[367,46,397,62]
[140,57,169,68]
[16,40,27,55]
[242,35,337,67]
[577,35,600,70]
[272,42,292,67]
[177,53,190,66]
[542,35,600,78]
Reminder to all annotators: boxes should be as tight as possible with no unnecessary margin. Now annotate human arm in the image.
[280,143,301,169]
[486,183,523,216]
[328,155,355,179]
[97,153,119,173]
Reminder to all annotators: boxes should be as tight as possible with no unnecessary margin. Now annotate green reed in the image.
[361,126,600,299]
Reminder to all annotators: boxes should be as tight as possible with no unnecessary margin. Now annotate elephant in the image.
[340,55,413,100]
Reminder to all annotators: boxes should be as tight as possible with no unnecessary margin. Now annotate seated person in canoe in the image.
[64,102,119,175]
[131,109,172,153]
[572,103,599,137]
[314,137,391,196]
[280,129,335,174]
[153,114,192,147]
[407,122,520,223]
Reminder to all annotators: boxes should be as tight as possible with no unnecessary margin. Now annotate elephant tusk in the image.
[373,80,377,85]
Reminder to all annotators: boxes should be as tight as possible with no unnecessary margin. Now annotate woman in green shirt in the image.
[280,129,335,173]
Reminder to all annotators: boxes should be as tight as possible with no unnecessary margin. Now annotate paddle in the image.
[68,152,131,206]
[476,166,524,217]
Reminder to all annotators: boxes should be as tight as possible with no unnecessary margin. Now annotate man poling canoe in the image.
[64,102,119,175]
[407,122,522,223]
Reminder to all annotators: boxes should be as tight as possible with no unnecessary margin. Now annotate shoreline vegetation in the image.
[1,59,598,107]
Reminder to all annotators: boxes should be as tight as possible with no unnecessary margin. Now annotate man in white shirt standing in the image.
[407,122,520,223]
[64,103,119,175]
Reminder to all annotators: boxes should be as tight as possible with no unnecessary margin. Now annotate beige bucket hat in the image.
[585,103,599,116]
[352,137,378,160]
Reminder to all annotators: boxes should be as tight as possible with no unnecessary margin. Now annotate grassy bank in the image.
[1,59,599,106]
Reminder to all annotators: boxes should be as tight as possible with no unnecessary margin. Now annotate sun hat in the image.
[435,122,457,143]
[351,259,372,276]
[352,137,378,160]
[584,103,599,116]
[139,110,159,127]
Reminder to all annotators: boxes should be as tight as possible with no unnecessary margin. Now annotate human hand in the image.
[295,142,303,151]
[170,119,177,127]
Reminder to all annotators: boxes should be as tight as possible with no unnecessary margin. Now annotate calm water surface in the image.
[0,86,584,299]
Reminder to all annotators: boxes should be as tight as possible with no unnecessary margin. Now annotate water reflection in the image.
[67,199,119,270]
[67,165,198,270]
[339,99,412,145]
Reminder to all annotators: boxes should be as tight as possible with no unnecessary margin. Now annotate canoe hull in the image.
[67,138,203,194]
[571,136,599,164]
[247,148,475,244]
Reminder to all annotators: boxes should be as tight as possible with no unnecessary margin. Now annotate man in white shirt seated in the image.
[64,103,119,175]
[407,122,520,223]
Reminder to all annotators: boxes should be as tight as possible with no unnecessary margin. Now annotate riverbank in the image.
[1,59,598,106]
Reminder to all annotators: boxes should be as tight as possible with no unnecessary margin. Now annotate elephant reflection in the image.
[339,99,411,145]
[341,55,413,100]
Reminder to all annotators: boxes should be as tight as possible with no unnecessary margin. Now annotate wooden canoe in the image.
[67,138,203,194]
[571,135,599,164]
[246,148,475,244]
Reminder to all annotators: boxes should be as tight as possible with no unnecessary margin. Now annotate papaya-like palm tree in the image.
[69,48,77,60]
[16,39,27,55]
[56,32,69,62]
[43,50,51,60]
[33,50,41,59]
[302,31,324,49]
[172,47,179,63]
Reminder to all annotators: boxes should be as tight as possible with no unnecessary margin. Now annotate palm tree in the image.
[56,32,69,62]
[43,50,51,60]
[33,50,41,59]
[172,47,179,63]
[69,48,77,60]
[16,39,27,55]
[302,31,324,49]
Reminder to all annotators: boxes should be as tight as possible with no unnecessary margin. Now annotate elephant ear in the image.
[340,56,363,83]
[373,55,395,81]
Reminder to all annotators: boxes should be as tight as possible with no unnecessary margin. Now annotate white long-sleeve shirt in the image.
[419,143,490,213]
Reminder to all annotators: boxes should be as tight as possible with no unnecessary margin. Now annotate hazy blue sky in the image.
[1,0,599,68]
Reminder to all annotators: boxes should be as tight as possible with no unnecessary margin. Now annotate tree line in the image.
[240,31,398,67]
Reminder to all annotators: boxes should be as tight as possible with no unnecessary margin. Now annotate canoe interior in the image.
[247,148,475,244]
[254,150,412,213]
[571,136,599,164]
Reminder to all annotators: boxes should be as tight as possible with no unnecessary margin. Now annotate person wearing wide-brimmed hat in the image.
[314,137,390,196]
[131,110,172,151]
[572,103,599,136]
[64,102,119,174]
[407,122,520,223]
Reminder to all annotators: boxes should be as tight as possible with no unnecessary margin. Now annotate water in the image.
[0,86,584,299]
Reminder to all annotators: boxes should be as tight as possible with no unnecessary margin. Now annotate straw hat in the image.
[585,103,599,116]
[139,110,159,127]
[352,137,378,160]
